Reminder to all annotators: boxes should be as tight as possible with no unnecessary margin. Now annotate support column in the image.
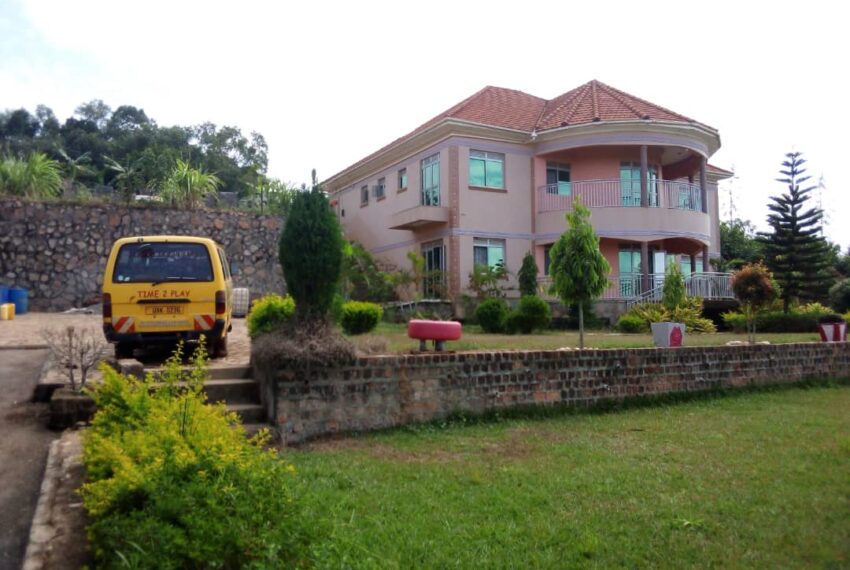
[690,254,697,274]
[699,157,708,214]
[640,145,648,207]
[640,241,650,294]
[702,246,710,272]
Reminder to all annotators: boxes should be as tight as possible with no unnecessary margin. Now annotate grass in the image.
[289,385,850,568]
[350,322,819,353]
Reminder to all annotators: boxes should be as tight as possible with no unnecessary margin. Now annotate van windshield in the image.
[112,242,214,284]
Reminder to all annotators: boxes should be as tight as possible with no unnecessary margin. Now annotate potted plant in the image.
[651,263,686,347]
[817,314,847,342]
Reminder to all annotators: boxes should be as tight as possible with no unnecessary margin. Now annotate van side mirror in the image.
[230,262,239,276]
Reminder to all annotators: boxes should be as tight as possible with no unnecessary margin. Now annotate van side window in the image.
[217,248,230,279]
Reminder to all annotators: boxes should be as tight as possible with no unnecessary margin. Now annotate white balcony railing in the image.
[538,272,733,303]
[537,179,704,213]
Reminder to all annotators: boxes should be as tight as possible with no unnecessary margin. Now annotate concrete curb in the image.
[21,430,86,570]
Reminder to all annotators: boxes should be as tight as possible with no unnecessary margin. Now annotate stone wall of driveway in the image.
[255,342,850,444]
[0,198,284,311]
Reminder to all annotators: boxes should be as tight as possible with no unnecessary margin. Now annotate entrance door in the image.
[653,250,667,289]
[620,162,658,207]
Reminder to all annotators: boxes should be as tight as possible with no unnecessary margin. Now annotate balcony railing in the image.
[537,179,704,213]
[538,272,733,302]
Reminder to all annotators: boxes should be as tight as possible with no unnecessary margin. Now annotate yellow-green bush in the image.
[246,294,295,338]
[722,303,832,333]
[82,344,309,568]
[339,301,383,335]
[615,298,716,333]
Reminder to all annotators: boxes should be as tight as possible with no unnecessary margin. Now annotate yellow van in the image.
[102,236,233,358]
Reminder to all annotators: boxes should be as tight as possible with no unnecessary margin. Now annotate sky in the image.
[2,0,848,248]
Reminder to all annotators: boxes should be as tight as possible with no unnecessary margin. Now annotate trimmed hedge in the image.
[506,296,551,334]
[722,305,832,333]
[475,299,509,333]
[246,294,295,338]
[81,345,309,568]
[616,313,645,333]
[340,301,383,335]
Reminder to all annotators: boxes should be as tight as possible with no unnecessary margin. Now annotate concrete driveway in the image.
[0,349,56,570]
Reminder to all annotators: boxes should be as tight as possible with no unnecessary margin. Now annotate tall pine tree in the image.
[759,152,833,311]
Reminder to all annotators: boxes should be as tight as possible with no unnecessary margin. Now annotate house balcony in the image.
[538,272,733,303]
[534,179,712,245]
[537,180,705,213]
[388,205,450,230]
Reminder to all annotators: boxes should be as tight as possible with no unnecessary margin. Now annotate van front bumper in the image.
[103,319,226,344]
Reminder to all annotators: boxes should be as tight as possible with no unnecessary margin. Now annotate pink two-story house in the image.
[324,80,733,318]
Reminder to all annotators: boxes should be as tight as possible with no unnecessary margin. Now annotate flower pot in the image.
[651,322,686,347]
[818,322,847,342]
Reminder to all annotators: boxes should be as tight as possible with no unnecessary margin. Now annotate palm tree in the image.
[104,155,140,202]
[0,152,63,198]
[159,160,221,208]
[56,149,94,187]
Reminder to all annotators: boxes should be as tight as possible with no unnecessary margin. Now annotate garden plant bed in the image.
[289,384,850,567]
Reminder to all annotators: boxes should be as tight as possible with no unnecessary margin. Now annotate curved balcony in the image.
[535,179,711,244]
[537,180,704,213]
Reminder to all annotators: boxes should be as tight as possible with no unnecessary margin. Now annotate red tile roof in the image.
[328,80,716,185]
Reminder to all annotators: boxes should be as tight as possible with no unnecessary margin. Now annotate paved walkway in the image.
[0,349,56,570]
[0,312,251,367]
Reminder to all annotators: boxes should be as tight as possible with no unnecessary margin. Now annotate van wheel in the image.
[212,336,228,359]
[115,342,134,359]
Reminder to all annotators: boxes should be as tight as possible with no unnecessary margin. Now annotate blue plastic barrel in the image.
[9,288,28,315]
[0,286,9,304]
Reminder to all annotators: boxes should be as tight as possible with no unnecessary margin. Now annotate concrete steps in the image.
[140,363,270,434]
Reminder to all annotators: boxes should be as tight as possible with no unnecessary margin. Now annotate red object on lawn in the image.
[407,319,462,351]
[818,323,847,342]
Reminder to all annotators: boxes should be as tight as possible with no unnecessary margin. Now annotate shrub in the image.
[722,306,832,333]
[517,252,539,297]
[81,344,309,568]
[616,313,647,333]
[506,295,551,334]
[279,174,344,319]
[662,263,686,310]
[475,298,509,333]
[829,279,850,313]
[618,298,717,334]
[340,301,383,335]
[246,294,295,338]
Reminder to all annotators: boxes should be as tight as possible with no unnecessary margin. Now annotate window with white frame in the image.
[469,150,505,188]
[374,177,386,200]
[421,153,440,206]
[360,185,369,206]
[473,238,505,269]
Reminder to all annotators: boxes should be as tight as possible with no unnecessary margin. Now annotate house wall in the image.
[256,342,850,445]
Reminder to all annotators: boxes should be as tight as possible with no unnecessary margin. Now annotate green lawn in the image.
[289,386,850,568]
[350,322,819,353]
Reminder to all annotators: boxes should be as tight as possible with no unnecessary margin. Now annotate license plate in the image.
[144,305,185,316]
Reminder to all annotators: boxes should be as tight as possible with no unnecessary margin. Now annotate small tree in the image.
[549,199,610,348]
[278,170,343,320]
[159,160,221,208]
[759,152,833,311]
[731,262,778,343]
[41,326,109,392]
[829,278,850,314]
[518,252,539,297]
[662,262,686,311]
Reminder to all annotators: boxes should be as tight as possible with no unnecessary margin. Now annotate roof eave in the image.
[324,119,531,193]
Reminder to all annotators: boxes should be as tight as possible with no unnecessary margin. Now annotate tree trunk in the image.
[579,301,585,349]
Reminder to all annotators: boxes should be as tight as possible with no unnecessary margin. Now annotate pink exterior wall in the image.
[331,136,723,302]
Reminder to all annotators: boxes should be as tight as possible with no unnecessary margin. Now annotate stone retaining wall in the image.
[0,198,284,311]
[256,342,850,444]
